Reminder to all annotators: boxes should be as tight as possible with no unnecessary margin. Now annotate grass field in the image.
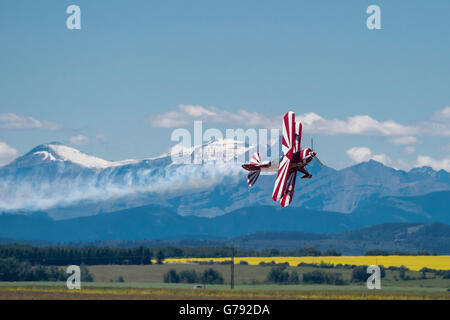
[1,259,449,299]
[0,282,449,300]
[86,264,450,289]
[165,256,450,271]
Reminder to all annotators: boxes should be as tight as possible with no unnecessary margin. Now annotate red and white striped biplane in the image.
[242,111,324,207]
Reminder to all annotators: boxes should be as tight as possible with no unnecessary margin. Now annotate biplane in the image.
[242,111,323,207]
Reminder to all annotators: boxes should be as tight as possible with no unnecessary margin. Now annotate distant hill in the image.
[227,222,450,254]
[1,221,449,255]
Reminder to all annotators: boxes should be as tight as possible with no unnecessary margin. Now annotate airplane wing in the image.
[280,170,297,207]
[281,112,295,155]
[272,112,295,202]
[250,152,262,166]
[247,170,260,186]
[294,121,302,153]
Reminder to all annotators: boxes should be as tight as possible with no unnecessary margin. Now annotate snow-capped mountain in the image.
[0,140,251,217]
[10,142,140,169]
[0,141,449,220]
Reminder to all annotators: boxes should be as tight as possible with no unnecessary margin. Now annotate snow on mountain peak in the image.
[47,144,115,168]
[170,138,256,165]
[33,150,56,161]
[11,143,139,169]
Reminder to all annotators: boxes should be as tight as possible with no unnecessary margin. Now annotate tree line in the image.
[2,243,437,267]
[163,268,224,284]
[365,249,435,256]
[0,257,93,281]
[0,244,343,266]
[0,244,166,266]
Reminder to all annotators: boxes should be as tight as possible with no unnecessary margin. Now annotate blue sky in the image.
[0,0,449,170]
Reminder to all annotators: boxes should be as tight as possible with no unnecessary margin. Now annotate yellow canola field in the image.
[165,256,450,271]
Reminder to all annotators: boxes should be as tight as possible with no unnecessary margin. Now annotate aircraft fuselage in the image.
[242,149,315,173]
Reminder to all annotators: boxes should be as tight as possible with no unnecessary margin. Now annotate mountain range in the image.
[0,141,448,242]
[0,190,449,242]
[1,221,449,255]
[1,141,449,219]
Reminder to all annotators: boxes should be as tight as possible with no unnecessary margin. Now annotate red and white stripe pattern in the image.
[272,112,295,202]
[250,152,262,166]
[300,148,311,162]
[247,171,260,186]
[281,112,295,155]
[280,171,297,207]
[294,121,302,153]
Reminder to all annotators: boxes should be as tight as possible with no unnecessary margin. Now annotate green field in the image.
[1,264,449,299]
[86,264,450,290]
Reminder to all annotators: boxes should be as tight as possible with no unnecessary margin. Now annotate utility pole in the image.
[230,245,235,289]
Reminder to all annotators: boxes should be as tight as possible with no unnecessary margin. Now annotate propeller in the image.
[310,138,324,166]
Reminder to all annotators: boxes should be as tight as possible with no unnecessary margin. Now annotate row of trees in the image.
[0,245,165,266]
[303,270,345,285]
[0,244,343,266]
[163,268,224,284]
[365,249,435,256]
[0,257,93,281]
[265,266,299,284]
[2,243,439,267]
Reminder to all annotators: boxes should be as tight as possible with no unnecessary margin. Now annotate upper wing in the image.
[281,112,296,155]
[280,170,297,207]
[272,112,295,202]
[294,121,302,154]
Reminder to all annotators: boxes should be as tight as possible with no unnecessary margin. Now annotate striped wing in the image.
[272,151,293,201]
[273,112,295,202]
[281,112,296,155]
[247,170,260,187]
[294,121,302,154]
[250,152,262,166]
[280,170,297,207]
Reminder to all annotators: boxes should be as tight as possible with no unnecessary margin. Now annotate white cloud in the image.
[419,106,450,136]
[404,146,416,154]
[148,104,279,129]
[430,106,450,122]
[346,147,391,166]
[149,105,450,138]
[346,147,373,163]
[0,142,19,166]
[70,133,106,146]
[94,133,106,143]
[346,146,450,172]
[298,113,418,136]
[0,113,60,130]
[70,135,89,145]
[415,155,450,171]
[389,136,417,145]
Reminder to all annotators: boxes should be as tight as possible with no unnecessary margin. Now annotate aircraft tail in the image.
[249,152,262,166]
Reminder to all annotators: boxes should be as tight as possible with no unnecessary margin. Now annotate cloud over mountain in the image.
[149,105,450,139]
[0,113,60,130]
[0,141,18,166]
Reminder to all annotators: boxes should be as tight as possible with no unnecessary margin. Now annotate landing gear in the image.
[299,167,312,179]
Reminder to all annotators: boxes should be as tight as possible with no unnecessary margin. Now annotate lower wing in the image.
[272,152,292,202]
[280,170,297,207]
[247,170,260,186]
